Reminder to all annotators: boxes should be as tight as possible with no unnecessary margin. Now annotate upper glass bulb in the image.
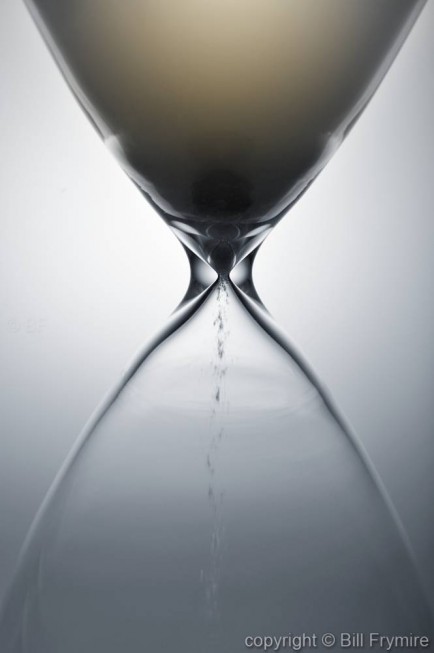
[26,0,426,271]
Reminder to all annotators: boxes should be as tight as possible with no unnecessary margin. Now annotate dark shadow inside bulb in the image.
[192,169,252,219]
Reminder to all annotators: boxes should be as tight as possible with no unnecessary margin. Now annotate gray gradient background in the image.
[0,0,433,612]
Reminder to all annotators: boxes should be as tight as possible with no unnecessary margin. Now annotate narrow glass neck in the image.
[179,247,263,309]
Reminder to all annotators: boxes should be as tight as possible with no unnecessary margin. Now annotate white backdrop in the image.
[1,0,434,607]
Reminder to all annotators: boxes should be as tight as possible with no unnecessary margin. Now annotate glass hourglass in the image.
[1,1,432,651]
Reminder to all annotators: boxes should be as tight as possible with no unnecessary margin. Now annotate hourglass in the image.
[1,1,432,651]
